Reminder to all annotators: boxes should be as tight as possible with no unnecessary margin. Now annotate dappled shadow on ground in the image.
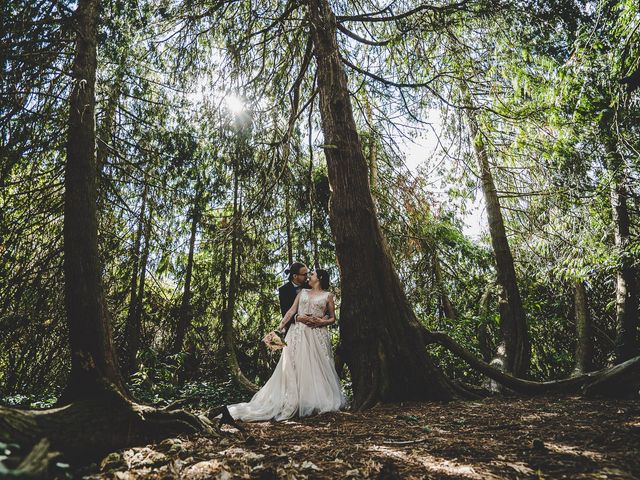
[86,396,639,479]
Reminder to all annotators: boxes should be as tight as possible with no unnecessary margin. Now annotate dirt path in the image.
[87,396,639,479]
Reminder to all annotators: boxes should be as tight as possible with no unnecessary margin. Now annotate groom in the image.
[278,262,310,333]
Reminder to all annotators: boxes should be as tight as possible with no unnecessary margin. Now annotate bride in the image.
[227,269,346,421]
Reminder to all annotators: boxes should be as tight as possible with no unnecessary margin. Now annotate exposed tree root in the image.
[424,330,640,397]
[0,438,60,479]
[0,387,215,462]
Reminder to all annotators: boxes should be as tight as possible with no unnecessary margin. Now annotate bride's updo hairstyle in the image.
[285,262,306,282]
[315,269,331,290]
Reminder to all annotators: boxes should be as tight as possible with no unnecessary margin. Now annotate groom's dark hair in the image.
[316,269,331,290]
[285,262,306,282]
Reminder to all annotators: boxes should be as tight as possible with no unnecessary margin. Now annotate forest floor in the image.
[85,395,639,479]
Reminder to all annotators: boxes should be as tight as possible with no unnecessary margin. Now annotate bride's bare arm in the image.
[278,292,301,332]
[316,294,336,327]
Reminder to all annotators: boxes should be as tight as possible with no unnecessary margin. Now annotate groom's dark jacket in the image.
[278,281,308,317]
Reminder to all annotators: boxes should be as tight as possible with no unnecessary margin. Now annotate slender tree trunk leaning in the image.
[308,108,320,268]
[221,170,258,393]
[573,281,594,375]
[96,63,125,169]
[284,179,294,266]
[60,0,126,401]
[123,206,153,375]
[307,0,464,409]
[133,206,151,356]
[172,193,200,355]
[123,184,148,376]
[461,87,530,377]
[434,255,456,321]
[602,130,639,363]
[477,284,494,363]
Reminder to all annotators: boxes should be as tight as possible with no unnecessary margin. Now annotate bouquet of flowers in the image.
[262,331,287,351]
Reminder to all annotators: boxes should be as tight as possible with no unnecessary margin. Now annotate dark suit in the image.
[279,281,305,315]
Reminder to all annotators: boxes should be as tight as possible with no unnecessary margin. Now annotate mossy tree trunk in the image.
[601,126,639,363]
[461,87,530,377]
[307,0,463,409]
[60,0,126,401]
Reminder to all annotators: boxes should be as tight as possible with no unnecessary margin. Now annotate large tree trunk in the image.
[172,192,200,355]
[0,0,212,459]
[123,184,148,376]
[602,134,639,363]
[461,88,530,377]
[573,281,594,375]
[221,169,258,393]
[307,0,463,409]
[60,0,126,401]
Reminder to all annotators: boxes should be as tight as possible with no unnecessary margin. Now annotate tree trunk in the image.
[96,63,125,170]
[221,169,258,393]
[172,192,200,355]
[461,87,530,377]
[307,0,463,408]
[60,0,126,401]
[0,0,213,459]
[573,281,594,375]
[434,255,456,321]
[123,184,148,376]
[602,134,639,363]
[284,176,294,267]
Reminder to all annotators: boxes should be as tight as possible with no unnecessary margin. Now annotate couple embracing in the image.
[227,262,346,422]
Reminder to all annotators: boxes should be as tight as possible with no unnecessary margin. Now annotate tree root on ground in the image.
[0,387,216,463]
[424,330,640,397]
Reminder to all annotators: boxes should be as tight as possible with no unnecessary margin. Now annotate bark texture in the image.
[61,0,125,400]
[172,192,200,355]
[602,130,639,363]
[123,184,148,376]
[573,281,594,375]
[221,171,258,393]
[462,89,530,377]
[434,256,456,321]
[0,0,212,460]
[307,0,462,408]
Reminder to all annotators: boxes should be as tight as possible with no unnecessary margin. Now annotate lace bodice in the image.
[298,289,330,318]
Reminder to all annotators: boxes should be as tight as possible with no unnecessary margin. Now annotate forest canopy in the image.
[1,0,639,422]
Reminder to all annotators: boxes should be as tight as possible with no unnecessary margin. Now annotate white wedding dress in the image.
[228,289,346,421]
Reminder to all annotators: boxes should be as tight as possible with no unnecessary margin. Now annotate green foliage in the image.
[2,0,639,403]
